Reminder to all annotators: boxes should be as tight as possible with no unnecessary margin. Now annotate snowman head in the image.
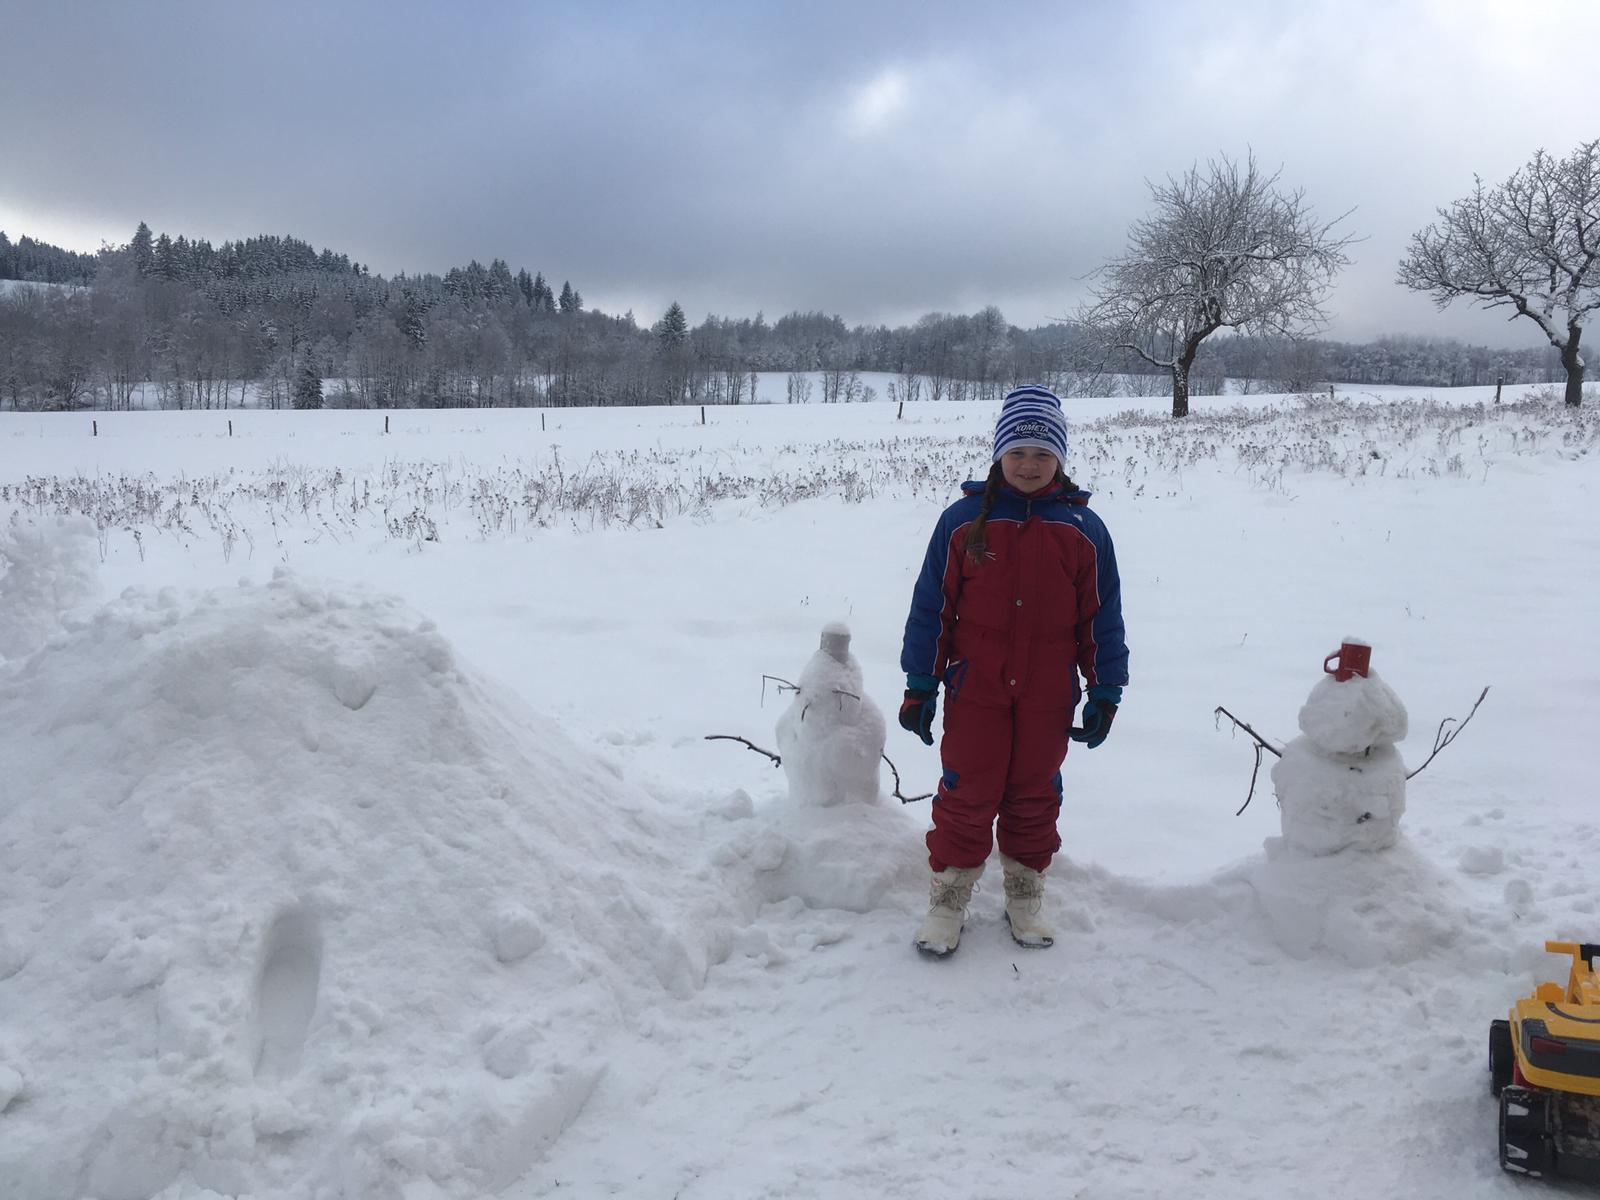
[820,622,851,665]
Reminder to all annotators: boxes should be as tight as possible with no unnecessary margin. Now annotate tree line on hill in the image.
[0,221,1573,413]
[0,231,98,286]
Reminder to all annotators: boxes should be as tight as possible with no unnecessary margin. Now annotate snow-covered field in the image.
[0,279,79,296]
[1,387,1596,1199]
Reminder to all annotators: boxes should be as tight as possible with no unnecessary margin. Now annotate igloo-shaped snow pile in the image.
[0,570,728,1200]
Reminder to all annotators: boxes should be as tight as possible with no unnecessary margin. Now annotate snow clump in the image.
[0,514,99,660]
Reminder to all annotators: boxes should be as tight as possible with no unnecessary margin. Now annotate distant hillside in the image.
[123,222,368,284]
[0,222,1570,413]
[0,232,98,285]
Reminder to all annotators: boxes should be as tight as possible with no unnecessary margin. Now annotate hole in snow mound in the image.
[252,907,323,1081]
[331,660,378,710]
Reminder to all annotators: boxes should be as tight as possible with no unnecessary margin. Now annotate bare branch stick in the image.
[705,735,782,767]
[1235,743,1268,816]
[884,753,934,805]
[1214,705,1285,757]
[1406,686,1489,779]
[760,675,799,707]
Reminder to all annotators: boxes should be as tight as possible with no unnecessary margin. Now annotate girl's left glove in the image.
[898,673,939,746]
[1070,685,1122,749]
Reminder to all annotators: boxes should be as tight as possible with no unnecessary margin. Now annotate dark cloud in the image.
[3,0,1596,346]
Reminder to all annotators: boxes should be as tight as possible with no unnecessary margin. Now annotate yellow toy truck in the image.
[1490,941,1600,1180]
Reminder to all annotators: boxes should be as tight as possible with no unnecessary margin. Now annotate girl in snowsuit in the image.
[899,385,1128,956]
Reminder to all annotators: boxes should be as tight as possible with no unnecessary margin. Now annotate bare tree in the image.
[1121,370,1167,398]
[1398,140,1599,408]
[1081,154,1354,417]
[892,363,922,406]
[820,366,860,403]
[1274,339,1326,394]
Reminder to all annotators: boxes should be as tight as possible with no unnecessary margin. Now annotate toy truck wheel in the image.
[1489,1019,1513,1097]
[1499,1086,1554,1177]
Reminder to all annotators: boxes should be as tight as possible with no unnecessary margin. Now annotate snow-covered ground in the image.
[1,389,1596,1199]
[0,279,80,296]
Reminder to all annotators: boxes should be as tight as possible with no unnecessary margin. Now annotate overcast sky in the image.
[2,0,1596,346]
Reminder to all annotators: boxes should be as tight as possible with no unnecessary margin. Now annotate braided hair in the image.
[962,462,1078,564]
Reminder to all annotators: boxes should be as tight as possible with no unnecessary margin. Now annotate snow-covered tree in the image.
[653,302,691,403]
[401,292,428,350]
[531,272,553,311]
[154,232,177,281]
[653,301,688,347]
[1398,139,1599,407]
[293,354,323,410]
[1081,154,1354,418]
[487,258,515,302]
[131,222,154,277]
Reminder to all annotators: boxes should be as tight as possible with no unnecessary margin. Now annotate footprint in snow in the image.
[252,907,323,1082]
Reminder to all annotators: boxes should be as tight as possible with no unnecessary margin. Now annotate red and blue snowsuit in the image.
[901,479,1128,873]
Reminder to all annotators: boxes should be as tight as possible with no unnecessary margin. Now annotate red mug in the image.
[1323,640,1372,682]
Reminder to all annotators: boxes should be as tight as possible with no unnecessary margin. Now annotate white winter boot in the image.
[1001,854,1054,949]
[914,864,985,957]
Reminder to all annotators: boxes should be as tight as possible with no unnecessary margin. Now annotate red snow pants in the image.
[926,693,1071,873]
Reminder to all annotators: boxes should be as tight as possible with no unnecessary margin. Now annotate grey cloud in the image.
[2,0,1596,347]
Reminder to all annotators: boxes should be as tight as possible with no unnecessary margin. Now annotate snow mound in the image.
[1229,836,1504,968]
[714,800,927,916]
[1045,834,1513,973]
[0,514,99,661]
[0,571,727,1200]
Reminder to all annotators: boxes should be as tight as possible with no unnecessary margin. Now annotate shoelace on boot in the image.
[929,878,977,911]
[1003,872,1043,914]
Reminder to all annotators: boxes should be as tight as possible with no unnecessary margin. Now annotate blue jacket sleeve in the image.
[1075,511,1129,689]
[901,506,961,680]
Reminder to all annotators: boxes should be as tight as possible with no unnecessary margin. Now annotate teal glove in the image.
[1070,685,1122,749]
[898,673,939,746]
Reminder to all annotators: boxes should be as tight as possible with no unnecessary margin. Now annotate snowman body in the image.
[775,622,885,807]
[1270,670,1409,855]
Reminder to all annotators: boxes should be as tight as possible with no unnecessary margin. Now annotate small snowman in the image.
[774,622,885,806]
[1268,639,1410,856]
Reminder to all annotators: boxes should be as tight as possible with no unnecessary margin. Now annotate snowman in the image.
[1268,639,1410,856]
[774,622,885,806]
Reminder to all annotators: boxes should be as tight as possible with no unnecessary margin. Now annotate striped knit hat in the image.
[992,384,1069,465]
